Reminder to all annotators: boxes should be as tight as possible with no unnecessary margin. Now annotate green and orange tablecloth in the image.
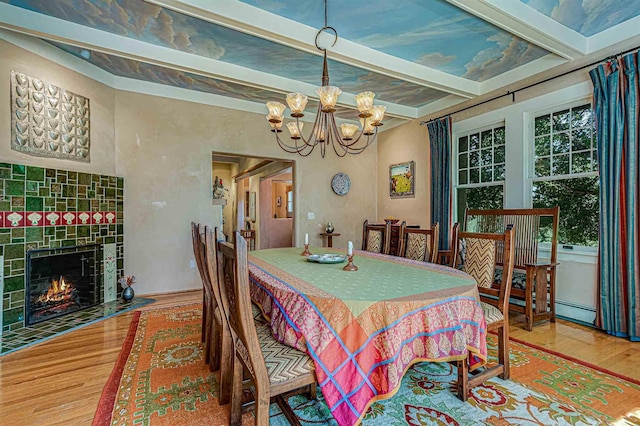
[248,247,487,426]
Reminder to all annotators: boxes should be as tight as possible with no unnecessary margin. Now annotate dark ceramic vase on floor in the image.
[122,286,135,301]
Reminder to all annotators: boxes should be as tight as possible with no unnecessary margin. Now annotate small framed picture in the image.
[276,196,282,207]
[389,161,415,199]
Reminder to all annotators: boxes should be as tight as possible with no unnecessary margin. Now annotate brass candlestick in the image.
[343,254,358,271]
[301,244,312,256]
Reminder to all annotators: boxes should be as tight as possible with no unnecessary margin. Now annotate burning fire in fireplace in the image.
[35,276,77,304]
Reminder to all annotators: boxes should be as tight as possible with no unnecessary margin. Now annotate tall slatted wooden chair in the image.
[452,224,515,401]
[239,229,256,251]
[437,222,459,266]
[361,220,392,254]
[398,222,440,263]
[191,222,220,370]
[464,207,559,330]
[215,232,316,425]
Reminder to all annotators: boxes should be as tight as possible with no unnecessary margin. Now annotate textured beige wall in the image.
[0,40,116,175]
[376,119,432,227]
[114,91,377,295]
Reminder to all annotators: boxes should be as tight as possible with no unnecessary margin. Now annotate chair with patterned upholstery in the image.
[214,231,317,425]
[398,222,440,263]
[191,222,221,371]
[450,224,515,401]
[361,220,391,254]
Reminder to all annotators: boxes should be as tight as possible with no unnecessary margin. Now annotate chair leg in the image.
[549,269,557,323]
[498,324,510,380]
[219,327,233,405]
[254,389,272,426]
[229,353,244,426]
[208,318,221,372]
[202,292,208,342]
[457,359,469,401]
[309,383,317,400]
[525,275,534,331]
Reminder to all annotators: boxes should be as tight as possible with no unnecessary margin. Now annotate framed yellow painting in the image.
[389,161,415,198]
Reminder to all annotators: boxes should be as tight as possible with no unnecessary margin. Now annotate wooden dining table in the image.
[248,247,487,426]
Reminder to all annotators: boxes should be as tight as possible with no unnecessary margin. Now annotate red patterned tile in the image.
[25,211,44,227]
[5,211,25,228]
[105,211,116,224]
[77,211,92,225]
[44,211,62,226]
[91,211,104,224]
[61,211,77,226]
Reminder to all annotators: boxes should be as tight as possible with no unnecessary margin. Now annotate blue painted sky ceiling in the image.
[0,0,637,121]
[520,0,640,36]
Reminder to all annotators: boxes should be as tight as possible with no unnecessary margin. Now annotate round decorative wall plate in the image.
[331,173,351,195]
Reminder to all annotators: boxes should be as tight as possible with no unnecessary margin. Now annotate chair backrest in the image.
[239,229,256,251]
[463,207,559,269]
[398,222,440,263]
[361,220,391,254]
[456,225,516,314]
[191,222,212,295]
[214,232,269,391]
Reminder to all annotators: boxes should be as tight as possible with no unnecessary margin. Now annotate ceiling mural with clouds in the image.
[0,0,636,123]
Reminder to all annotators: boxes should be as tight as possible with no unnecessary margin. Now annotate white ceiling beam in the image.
[147,0,480,98]
[0,2,416,119]
[587,17,640,54]
[480,54,568,94]
[444,0,587,59]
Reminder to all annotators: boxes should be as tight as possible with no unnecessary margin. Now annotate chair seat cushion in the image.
[481,301,504,325]
[255,324,315,385]
[494,268,528,290]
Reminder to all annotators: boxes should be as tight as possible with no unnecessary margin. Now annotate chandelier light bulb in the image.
[266,101,286,123]
[286,93,308,117]
[355,91,375,117]
[360,117,374,135]
[286,122,304,139]
[370,105,387,125]
[266,115,283,131]
[316,86,342,112]
[340,123,359,140]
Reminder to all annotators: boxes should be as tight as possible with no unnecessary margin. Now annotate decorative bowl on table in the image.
[384,218,400,225]
[306,254,348,264]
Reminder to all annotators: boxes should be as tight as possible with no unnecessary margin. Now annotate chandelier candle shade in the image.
[265,0,385,157]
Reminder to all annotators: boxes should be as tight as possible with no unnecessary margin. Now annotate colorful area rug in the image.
[94,304,640,425]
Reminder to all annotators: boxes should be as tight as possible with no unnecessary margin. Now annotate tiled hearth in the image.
[1,162,124,333]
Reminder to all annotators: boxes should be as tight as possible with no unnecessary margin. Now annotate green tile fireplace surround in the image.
[0,162,124,332]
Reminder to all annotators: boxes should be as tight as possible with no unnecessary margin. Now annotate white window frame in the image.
[528,98,599,254]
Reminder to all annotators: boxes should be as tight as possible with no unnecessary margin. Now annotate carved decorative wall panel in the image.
[10,70,90,162]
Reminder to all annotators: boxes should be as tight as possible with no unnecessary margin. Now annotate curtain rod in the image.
[420,45,640,126]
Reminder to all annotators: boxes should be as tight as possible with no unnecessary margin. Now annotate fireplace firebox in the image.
[26,244,101,325]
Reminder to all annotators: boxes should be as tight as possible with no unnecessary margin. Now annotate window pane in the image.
[459,152,468,169]
[536,157,550,177]
[535,115,550,136]
[592,152,598,171]
[456,185,504,224]
[481,130,493,148]
[458,170,468,185]
[469,168,480,184]
[458,136,468,153]
[494,164,505,180]
[494,127,505,144]
[552,132,570,154]
[535,135,550,157]
[572,151,591,173]
[469,133,480,150]
[469,150,480,167]
[553,109,570,131]
[533,176,599,246]
[571,128,591,151]
[552,154,570,175]
[481,166,492,182]
[494,145,505,163]
[571,104,592,129]
[480,148,492,166]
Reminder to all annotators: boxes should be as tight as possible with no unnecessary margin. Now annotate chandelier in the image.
[265,0,385,158]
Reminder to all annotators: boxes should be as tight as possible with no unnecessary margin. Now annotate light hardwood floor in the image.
[1,290,638,425]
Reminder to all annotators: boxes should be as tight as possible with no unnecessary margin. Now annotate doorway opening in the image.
[212,153,295,250]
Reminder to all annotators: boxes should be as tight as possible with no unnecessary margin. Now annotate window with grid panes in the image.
[455,125,505,224]
[532,103,599,247]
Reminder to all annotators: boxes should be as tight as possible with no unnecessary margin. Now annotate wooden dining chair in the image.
[437,222,459,266]
[239,229,256,251]
[191,222,220,370]
[361,220,392,254]
[451,224,515,401]
[398,222,440,263]
[215,231,316,425]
